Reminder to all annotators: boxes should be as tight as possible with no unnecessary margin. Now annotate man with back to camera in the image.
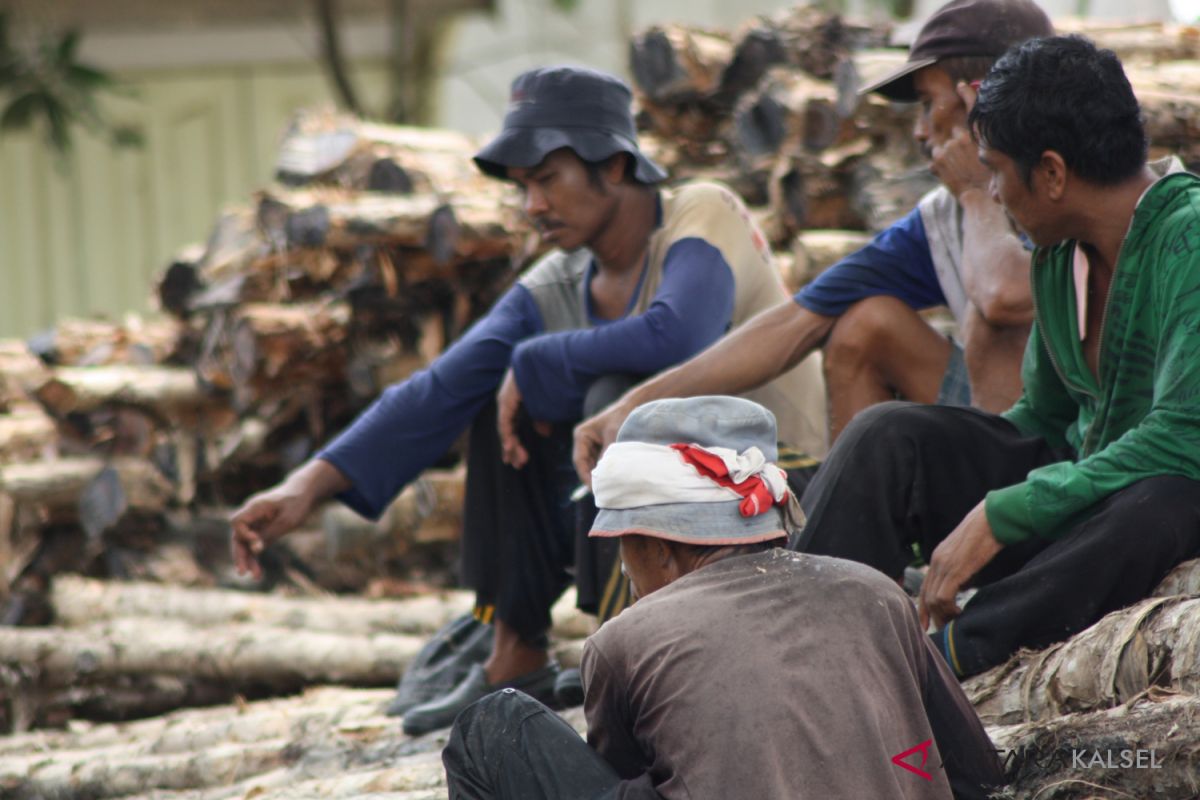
[797,34,1200,678]
[441,396,1004,800]
[573,0,1052,463]
[229,65,828,735]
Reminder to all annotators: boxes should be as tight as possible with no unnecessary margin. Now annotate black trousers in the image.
[443,690,621,800]
[460,376,642,643]
[460,400,578,644]
[795,401,1200,677]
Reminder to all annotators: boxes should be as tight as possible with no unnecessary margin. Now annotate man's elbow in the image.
[975,284,1034,328]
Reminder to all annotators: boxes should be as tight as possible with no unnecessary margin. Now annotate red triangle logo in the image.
[891,739,934,781]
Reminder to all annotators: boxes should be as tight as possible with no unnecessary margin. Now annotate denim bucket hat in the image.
[589,396,790,545]
[473,66,668,184]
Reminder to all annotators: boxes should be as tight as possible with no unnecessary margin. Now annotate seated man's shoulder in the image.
[668,180,752,220]
[517,247,589,291]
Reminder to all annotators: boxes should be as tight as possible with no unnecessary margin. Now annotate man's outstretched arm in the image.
[573,299,835,482]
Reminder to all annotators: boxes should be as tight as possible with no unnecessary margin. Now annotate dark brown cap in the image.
[860,0,1053,101]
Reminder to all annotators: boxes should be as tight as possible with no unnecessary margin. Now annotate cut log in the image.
[0,408,57,463]
[49,575,594,641]
[965,595,1200,726]
[27,316,183,368]
[629,24,734,105]
[0,340,52,412]
[322,467,466,558]
[1060,18,1200,64]
[732,69,847,162]
[194,302,351,407]
[0,457,173,513]
[0,617,425,687]
[257,188,462,257]
[767,154,865,235]
[988,691,1200,800]
[735,6,892,82]
[780,229,873,291]
[33,365,213,421]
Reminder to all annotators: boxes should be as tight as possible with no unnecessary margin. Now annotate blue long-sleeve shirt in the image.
[318,237,735,519]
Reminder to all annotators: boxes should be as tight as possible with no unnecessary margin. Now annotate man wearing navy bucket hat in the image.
[231,65,828,735]
[442,396,1001,799]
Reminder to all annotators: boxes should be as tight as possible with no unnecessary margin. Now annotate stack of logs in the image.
[0,112,535,635]
[629,10,1200,254]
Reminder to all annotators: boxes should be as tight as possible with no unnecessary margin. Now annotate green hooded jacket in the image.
[985,171,1200,545]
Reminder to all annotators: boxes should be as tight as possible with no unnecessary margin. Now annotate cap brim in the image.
[473,126,668,184]
[857,56,938,102]
[590,501,786,546]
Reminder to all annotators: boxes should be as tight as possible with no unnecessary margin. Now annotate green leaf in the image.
[57,29,81,64]
[0,90,47,131]
[551,0,580,10]
[64,62,115,91]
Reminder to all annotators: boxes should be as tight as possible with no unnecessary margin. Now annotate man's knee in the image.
[836,400,944,448]
[1102,476,1200,533]
[823,296,916,370]
[456,688,542,735]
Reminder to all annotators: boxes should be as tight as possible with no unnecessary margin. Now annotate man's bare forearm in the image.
[615,300,834,412]
[958,188,1033,327]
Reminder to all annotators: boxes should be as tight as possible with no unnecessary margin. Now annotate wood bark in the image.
[0,457,173,512]
[48,576,594,641]
[965,595,1200,726]
[0,409,57,463]
[989,691,1200,800]
[321,467,465,557]
[0,340,51,412]
[0,617,426,687]
[629,24,733,104]
[732,69,845,162]
[258,188,462,255]
[782,229,873,292]
[29,316,182,367]
[33,365,212,420]
[1,684,587,799]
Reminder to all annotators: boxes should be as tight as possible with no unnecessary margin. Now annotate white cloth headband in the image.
[592,441,789,515]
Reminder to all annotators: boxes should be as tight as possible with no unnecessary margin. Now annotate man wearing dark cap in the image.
[229,65,827,735]
[574,0,1053,459]
[442,396,1003,800]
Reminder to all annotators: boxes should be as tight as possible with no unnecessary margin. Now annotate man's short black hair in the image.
[969,35,1147,186]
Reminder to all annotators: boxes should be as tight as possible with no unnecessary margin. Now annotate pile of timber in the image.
[0,575,592,733]
[0,112,537,626]
[3,561,1200,798]
[631,9,1200,250]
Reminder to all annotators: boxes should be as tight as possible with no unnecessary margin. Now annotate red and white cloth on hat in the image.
[592,442,789,518]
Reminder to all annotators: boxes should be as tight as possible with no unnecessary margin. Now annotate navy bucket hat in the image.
[473,66,668,184]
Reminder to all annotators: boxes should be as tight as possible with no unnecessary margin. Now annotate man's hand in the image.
[573,400,633,486]
[230,460,349,579]
[497,368,549,469]
[929,82,992,201]
[919,500,1004,630]
[230,485,314,580]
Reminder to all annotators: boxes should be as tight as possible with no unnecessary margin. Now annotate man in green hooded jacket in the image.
[795,34,1200,678]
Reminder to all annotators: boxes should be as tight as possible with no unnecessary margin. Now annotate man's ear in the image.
[652,538,675,569]
[604,152,630,186]
[1036,150,1069,200]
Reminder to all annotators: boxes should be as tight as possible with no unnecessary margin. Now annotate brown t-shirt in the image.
[582,549,1002,799]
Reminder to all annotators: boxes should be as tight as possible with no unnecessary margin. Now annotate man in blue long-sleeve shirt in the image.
[230,65,827,736]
